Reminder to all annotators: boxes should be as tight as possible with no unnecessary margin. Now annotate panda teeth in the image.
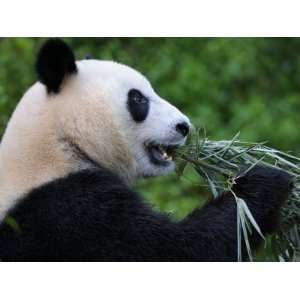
[159,146,172,161]
[167,155,173,161]
[162,151,169,160]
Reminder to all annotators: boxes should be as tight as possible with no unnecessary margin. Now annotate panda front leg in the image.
[176,165,292,261]
[123,165,291,261]
[55,165,291,261]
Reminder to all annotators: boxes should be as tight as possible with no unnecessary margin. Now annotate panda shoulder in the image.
[11,168,137,220]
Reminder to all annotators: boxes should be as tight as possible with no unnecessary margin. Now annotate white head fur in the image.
[0,39,190,220]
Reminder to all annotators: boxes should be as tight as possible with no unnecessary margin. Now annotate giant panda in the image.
[0,39,292,261]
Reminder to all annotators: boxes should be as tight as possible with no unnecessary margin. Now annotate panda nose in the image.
[175,121,190,137]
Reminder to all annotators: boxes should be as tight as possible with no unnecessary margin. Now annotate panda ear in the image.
[35,39,77,94]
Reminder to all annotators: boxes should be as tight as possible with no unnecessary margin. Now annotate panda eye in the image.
[127,89,150,123]
[128,89,148,104]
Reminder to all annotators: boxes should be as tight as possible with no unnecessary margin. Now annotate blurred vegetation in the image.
[1,38,300,232]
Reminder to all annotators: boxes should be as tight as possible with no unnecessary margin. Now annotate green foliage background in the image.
[1,38,300,243]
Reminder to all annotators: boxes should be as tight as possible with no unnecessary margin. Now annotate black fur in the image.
[127,89,150,122]
[36,39,77,93]
[0,165,291,261]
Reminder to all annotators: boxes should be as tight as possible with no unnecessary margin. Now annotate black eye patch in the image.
[127,89,150,123]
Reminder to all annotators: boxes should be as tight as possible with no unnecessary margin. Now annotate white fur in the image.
[0,59,190,220]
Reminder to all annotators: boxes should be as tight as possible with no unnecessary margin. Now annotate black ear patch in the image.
[35,39,77,94]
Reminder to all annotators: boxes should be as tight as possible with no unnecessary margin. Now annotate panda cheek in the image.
[127,101,150,123]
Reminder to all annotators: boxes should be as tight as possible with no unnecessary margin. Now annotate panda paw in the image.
[234,165,292,196]
[232,165,293,232]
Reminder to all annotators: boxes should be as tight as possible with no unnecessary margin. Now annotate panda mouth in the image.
[145,143,179,166]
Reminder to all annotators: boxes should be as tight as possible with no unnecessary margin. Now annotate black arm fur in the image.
[0,166,291,261]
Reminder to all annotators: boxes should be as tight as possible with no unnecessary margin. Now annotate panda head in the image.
[1,39,190,193]
[34,39,191,181]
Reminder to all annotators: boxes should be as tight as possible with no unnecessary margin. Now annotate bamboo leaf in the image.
[239,199,265,240]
